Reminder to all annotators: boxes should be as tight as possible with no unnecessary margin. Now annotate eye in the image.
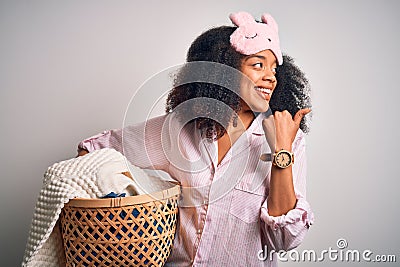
[253,62,263,69]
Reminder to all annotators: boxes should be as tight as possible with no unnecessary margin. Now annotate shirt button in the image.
[203,200,208,205]
[197,229,202,234]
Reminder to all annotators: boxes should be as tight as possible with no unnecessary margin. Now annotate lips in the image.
[254,86,273,100]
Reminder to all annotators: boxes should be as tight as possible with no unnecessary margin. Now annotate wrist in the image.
[274,143,292,152]
[275,137,293,152]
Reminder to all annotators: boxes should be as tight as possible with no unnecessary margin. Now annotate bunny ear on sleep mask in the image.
[229,11,283,65]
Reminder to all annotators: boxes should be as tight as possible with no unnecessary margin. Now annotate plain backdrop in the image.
[1,0,399,266]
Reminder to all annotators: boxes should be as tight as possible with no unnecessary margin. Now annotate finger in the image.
[294,108,311,125]
[273,110,290,119]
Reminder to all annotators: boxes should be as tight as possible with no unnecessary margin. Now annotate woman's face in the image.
[239,49,277,113]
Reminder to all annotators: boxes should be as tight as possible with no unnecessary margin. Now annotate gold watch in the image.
[272,149,294,168]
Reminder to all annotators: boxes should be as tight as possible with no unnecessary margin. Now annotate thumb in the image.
[294,108,311,125]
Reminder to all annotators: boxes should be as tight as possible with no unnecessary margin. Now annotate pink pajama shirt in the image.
[78,112,313,266]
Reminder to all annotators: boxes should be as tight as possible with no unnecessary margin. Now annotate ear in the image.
[229,11,255,26]
[261,13,279,32]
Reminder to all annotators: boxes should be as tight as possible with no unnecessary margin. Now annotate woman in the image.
[78,11,313,266]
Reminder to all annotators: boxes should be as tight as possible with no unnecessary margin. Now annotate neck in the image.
[217,110,255,165]
[226,109,255,135]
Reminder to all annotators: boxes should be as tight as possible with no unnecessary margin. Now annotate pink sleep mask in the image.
[229,11,283,65]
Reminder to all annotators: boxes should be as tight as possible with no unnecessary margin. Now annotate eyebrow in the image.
[244,55,266,61]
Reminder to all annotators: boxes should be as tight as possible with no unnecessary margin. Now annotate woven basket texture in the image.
[60,184,180,267]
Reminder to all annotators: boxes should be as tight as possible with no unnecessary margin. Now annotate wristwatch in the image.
[272,149,294,168]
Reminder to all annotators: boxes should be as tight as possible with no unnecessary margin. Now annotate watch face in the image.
[275,151,292,168]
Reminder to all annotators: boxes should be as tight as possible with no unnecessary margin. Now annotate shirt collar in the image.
[248,112,270,136]
[198,110,271,139]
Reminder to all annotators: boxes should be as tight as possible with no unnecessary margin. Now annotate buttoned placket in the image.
[191,139,216,265]
[195,167,213,240]
[192,119,264,264]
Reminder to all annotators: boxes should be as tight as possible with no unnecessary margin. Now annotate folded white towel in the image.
[21,148,147,267]
[96,160,146,196]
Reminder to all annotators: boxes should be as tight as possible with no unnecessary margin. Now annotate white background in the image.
[1,1,399,266]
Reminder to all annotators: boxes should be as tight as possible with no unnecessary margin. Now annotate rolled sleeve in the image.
[78,130,122,153]
[261,197,313,231]
[261,196,314,251]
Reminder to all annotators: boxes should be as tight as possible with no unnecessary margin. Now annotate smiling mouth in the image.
[254,87,272,96]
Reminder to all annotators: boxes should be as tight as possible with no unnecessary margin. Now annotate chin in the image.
[250,103,269,113]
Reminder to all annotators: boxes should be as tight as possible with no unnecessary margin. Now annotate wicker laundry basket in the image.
[60,183,180,267]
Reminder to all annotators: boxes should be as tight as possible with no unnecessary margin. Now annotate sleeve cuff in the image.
[77,131,110,153]
[261,198,314,230]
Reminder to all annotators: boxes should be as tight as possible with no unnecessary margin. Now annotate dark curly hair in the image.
[271,55,312,133]
[165,25,312,139]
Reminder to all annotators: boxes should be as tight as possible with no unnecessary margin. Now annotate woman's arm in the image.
[265,108,310,216]
[260,108,314,251]
[77,115,171,172]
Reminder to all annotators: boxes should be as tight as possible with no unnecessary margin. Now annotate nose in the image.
[262,69,276,83]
